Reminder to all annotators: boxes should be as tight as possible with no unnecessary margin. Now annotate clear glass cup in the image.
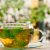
[0,23,33,48]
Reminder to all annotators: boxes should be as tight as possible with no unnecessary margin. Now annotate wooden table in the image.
[0,47,50,50]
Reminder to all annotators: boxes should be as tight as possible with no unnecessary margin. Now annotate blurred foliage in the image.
[47,8,50,14]
[5,0,24,9]
[0,0,24,17]
[31,4,47,23]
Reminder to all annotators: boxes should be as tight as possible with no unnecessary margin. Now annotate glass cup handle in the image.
[37,29,46,42]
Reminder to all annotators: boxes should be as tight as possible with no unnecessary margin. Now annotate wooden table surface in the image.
[0,47,50,50]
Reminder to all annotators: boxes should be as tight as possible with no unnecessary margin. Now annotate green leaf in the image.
[1,27,23,39]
